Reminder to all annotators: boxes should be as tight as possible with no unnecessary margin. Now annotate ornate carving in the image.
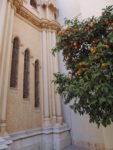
[50,20,60,30]
[9,0,60,30]
[41,0,57,9]
[17,7,41,27]
[9,0,23,7]
[48,0,57,12]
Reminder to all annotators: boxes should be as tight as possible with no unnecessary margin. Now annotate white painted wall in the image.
[56,0,81,25]
[56,0,113,149]
[103,125,113,149]
[79,0,113,19]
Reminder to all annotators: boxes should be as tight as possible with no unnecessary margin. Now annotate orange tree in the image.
[52,6,113,127]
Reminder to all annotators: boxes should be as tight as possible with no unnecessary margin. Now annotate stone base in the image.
[42,124,71,150]
[0,124,71,150]
[0,137,8,150]
[0,135,12,150]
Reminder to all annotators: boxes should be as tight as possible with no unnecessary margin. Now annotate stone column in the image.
[0,0,7,59]
[42,29,50,127]
[0,1,11,133]
[0,1,10,91]
[0,2,14,135]
[49,30,57,124]
[46,30,52,121]
[52,31,63,124]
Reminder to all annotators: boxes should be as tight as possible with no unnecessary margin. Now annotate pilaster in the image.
[52,31,63,124]
[0,1,14,136]
[50,31,57,124]
[0,0,7,62]
[0,1,11,135]
[47,29,57,125]
[42,29,51,127]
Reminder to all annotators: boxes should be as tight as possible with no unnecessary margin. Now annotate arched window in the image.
[34,59,39,107]
[10,37,19,88]
[23,49,30,99]
[30,0,37,9]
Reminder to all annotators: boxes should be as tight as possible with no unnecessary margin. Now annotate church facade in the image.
[0,0,71,149]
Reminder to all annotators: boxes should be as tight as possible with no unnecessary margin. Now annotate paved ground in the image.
[65,145,88,150]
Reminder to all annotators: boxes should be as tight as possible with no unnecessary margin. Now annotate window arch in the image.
[34,59,39,107]
[23,49,30,99]
[30,0,37,9]
[10,37,19,88]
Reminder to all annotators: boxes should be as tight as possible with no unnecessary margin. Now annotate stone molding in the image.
[9,0,60,31]
[0,124,71,150]
[8,0,23,8]
[10,124,70,141]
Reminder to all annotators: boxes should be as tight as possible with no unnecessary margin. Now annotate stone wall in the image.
[6,15,42,133]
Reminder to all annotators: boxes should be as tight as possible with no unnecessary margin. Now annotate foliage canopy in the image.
[53,6,113,127]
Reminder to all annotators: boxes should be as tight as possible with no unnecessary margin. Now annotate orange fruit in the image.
[90,48,96,54]
[103,45,109,48]
[65,25,70,31]
[74,29,79,33]
[74,41,77,46]
[75,70,81,76]
[101,63,107,68]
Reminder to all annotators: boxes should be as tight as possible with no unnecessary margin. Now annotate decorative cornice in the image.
[8,0,23,7]
[9,0,60,31]
[17,6,60,30]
